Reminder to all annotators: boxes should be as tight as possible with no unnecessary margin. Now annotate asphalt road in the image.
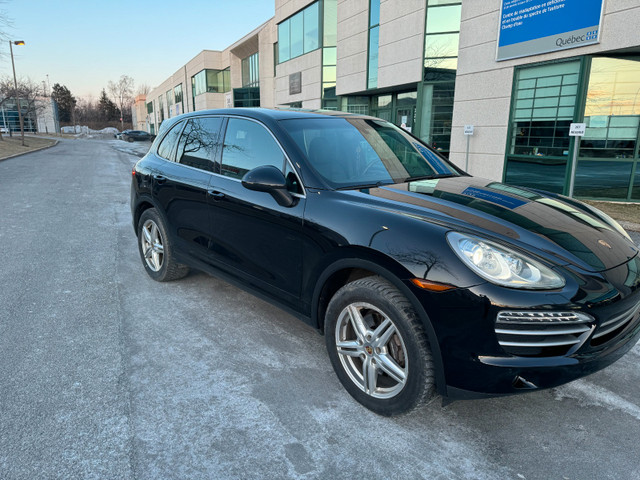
[1,138,639,480]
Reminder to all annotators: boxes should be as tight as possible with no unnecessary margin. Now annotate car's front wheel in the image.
[325,276,436,415]
[137,208,189,282]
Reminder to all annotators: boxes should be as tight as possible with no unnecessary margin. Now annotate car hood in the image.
[351,176,638,273]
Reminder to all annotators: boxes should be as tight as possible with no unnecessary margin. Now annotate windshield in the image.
[280,117,460,189]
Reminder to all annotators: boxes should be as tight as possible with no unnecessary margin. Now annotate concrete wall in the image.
[336,0,368,95]
[275,49,323,108]
[450,0,640,180]
[378,0,424,89]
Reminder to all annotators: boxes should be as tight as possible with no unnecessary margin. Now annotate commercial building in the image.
[145,0,640,202]
[1,96,58,134]
[131,95,148,131]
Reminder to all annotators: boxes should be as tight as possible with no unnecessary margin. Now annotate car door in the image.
[152,117,222,262]
[205,116,305,304]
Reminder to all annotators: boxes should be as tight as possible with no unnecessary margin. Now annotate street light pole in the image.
[10,40,26,146]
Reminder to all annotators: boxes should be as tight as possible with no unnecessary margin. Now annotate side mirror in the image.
[242,165,296,208]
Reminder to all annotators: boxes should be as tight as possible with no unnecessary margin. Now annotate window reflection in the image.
[581,57,640,161]
[221,119,285,180]
[177,117,223,172]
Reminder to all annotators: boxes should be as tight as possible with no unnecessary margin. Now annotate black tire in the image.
[127,137,134,142]
[325,276,436,415]
[137,208,189,282]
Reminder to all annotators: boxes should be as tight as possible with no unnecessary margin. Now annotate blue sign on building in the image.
[497,0,604,61]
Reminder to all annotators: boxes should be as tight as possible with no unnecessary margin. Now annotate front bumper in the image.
[413,254,640,399]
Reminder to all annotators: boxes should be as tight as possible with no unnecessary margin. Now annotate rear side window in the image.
[176,117,223,172]
[221,118,285,180]
[157,121,184,160]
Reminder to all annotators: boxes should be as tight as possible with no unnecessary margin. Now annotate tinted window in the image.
[176,117,223,172]
[221,118,285,180]
[157,121,184,160]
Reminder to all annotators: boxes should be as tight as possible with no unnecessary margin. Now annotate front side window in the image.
[176,117,223,172]
[157,121,184,160]
[280,117,459,189]
[221,118,285,180]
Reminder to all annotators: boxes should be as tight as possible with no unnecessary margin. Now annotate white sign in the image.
[464,125,475,136]
[569,123,586,136]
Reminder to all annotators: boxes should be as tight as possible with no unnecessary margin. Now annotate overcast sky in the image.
[1,0,275,101]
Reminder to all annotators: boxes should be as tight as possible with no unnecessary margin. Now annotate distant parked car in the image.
[115,129,132,140]
[0,126,9,134]
[122,130,154,142]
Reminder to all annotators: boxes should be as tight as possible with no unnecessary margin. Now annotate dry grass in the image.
[0,135,58,161]
[583,200,640,227]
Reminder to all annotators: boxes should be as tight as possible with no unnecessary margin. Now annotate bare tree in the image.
[136,83,150,96]
[107,75,135,131]
[0,76,47,143]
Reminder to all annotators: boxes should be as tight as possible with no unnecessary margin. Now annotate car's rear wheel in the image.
[137,208,189,282]
[128,137,134,142]
[325,276,436,415]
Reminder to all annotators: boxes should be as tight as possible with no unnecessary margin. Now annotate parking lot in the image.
[1,138,639,480]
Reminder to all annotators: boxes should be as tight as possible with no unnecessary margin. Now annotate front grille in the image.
[496,311,594,357]
[591,301,640,346]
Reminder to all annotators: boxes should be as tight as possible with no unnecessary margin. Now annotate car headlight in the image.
[446,232,565,289]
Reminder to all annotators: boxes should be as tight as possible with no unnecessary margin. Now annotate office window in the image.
[242,53,260,88]
[277,2,320,64]
[504,61,581,193]
[192,69,231,96]
[368,0,380,89]
[424,2,461,74]
[146,102,153,114]
[158,95,165,123]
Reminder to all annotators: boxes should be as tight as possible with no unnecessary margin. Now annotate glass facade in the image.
[242,53,260,88]
[174,84,183,115]
[576,56,640,200]
[158,96,165,124]
[166,90,174,118]
[505,56,640,201]
[192,69,231,96]
[278,2,320,63]
[367,0,380,90]
[418,0,461,157]
[504,61,581,194]
[0,100,37,133]
[321,0,338,109]
[234,87,260,107]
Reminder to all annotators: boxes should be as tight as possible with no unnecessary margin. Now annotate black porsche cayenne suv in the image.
[131,108,640,415]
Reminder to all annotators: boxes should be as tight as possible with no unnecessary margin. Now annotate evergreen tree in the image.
[98,89,119,121]
[51,83,76,123]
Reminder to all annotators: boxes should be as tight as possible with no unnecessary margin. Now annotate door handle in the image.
[208,190,225,200]
[153,174,167,184]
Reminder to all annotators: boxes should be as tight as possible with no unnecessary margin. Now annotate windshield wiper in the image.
[404,173,458,182]
[336,180,394,190]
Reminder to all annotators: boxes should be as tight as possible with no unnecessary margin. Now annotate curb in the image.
[0,139,59,162]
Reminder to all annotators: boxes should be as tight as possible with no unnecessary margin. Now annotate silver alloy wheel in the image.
[335,302,408,399]
[141,219,164,272]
